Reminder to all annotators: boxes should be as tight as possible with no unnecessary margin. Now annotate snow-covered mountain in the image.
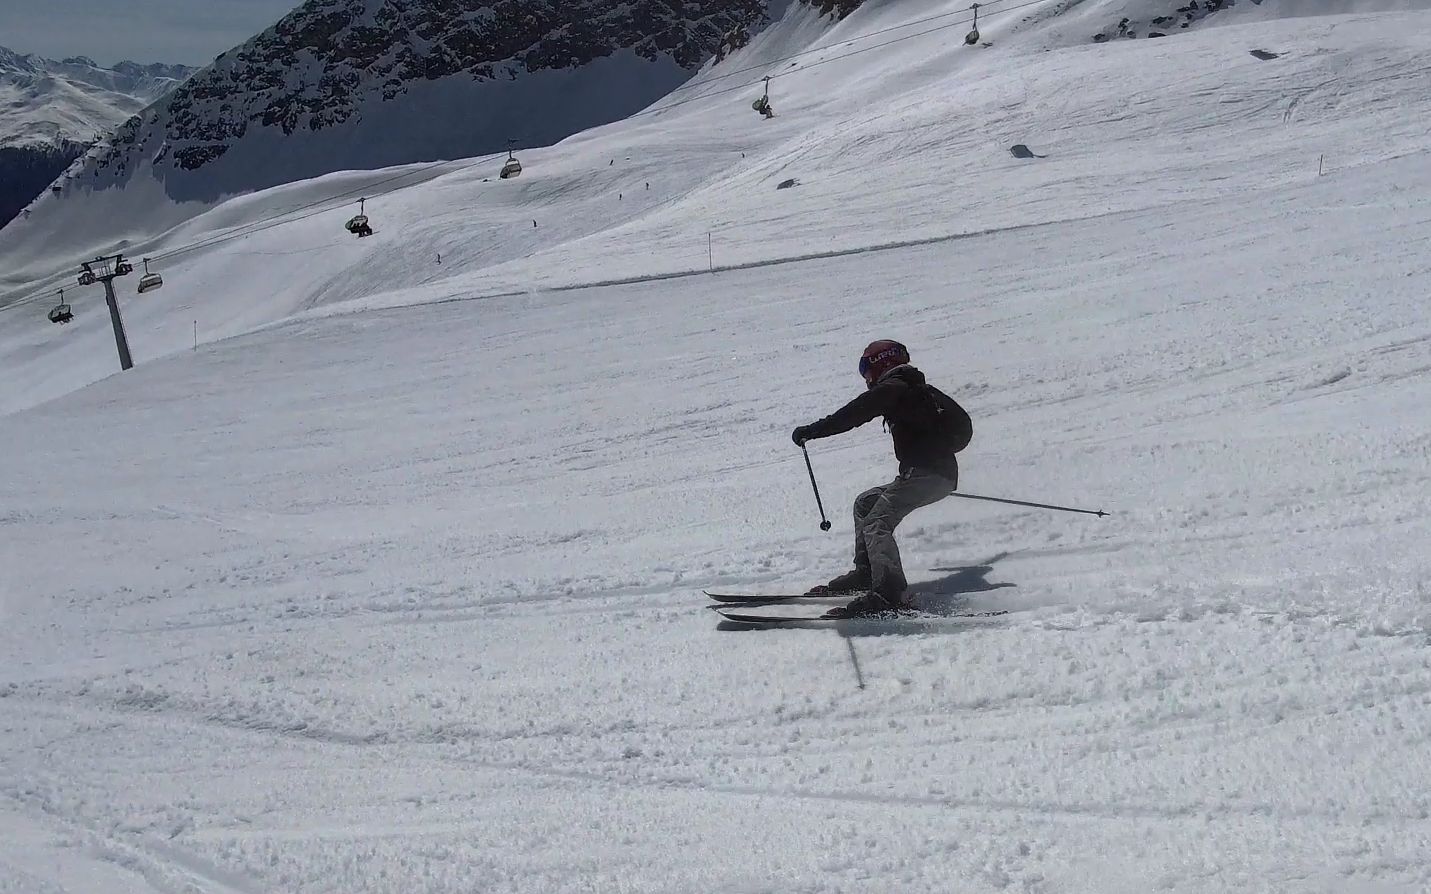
[65,0,773,202]
[0,0,1267,290]
[1,0,1423,299]
[0,0,790,274]
[0,47,194,229]
[4,0,1431,890]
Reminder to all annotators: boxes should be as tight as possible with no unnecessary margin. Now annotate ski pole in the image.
[843,635,866,689]
[950,491,1109,517]
[801,444,833,531]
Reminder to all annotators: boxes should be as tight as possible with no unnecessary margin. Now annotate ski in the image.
[702,590,840,604]
[712,606,1011,624]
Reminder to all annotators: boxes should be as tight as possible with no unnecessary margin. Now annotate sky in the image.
[0,0,300,66]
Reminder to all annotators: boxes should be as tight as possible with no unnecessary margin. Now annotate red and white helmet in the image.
[858,339,910,386]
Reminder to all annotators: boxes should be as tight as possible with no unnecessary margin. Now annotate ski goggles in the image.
[859,346,904,382]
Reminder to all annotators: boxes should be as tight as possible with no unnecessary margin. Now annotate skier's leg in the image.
[849,483,888,574]
[811,482,889,594]
[861,470,957,602]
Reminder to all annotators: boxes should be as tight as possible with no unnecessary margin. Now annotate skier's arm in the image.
[797,382,902,442]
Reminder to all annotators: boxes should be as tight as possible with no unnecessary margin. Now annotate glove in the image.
[792,425,813,446]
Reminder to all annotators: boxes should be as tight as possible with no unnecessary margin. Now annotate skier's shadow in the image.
[714,553,1017,635]
[828,552,1018,638]
[909,551,1017,617]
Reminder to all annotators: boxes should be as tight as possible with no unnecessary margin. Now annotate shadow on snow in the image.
[717,553,1018,636]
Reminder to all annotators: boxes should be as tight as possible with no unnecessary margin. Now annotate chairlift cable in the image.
[151,156,482,263]
[3,150,505,312]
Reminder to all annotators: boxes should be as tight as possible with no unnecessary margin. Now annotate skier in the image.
[791,340,972,618]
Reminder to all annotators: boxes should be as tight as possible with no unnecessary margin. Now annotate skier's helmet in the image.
[859,339,910,386]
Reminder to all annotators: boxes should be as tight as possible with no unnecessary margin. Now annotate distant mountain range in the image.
[0,47,195,228]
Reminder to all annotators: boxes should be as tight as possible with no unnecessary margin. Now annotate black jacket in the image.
[802,365,959,484]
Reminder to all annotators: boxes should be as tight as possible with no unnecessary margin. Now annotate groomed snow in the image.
[2,2,1431,891]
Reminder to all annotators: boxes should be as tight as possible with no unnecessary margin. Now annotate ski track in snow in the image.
[4,3,1431,892]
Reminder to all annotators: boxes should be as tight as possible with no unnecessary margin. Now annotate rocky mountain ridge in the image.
[78,0,771,196]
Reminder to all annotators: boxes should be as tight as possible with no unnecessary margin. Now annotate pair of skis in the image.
[705,590,1009,625]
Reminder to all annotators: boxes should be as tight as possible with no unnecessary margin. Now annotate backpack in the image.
[924,384,973,453]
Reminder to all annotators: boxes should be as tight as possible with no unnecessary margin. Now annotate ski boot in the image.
[805,568,871,597]
[821,589,914,620]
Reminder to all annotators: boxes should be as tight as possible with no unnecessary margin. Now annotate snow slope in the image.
[3,2,1431,891]
[5,1,1431,407]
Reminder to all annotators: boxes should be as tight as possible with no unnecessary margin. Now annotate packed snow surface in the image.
[3,2,1431,892]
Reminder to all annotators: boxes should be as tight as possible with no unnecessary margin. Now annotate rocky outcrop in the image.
[1092,0,1249,42]
[801,0,866,20]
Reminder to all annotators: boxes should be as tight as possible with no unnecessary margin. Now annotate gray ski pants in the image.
[853,469,957,598]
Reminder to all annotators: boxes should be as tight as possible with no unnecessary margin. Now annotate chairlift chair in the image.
[500,149,522,179]
[345,198,374,237]
[137,258,164,293]
[752,77,774,118]
[965,3,982,45]
[345,214,373,237]
[48,291,73,324]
